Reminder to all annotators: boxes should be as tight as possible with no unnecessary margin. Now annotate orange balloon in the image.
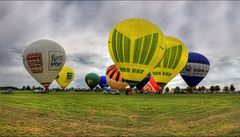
[106,65,128,90]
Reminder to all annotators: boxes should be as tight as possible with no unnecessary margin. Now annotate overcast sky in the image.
[0,1,240,90]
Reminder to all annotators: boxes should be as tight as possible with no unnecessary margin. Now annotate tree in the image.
[26,85,31,90]
[223,86,229,93]
[22,86,26,90]
[197,87,202,92]
[174,86,181,94]
[201,86,206,91]
[32,86,36,90]
[175,86,180,91]
[165,87,170,93]
[230,85,235,92]
[186,87,193,93]
[210,86,215,93]
[214,85,221,92]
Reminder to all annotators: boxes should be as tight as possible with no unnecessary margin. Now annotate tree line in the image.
[165,84,237,94]
[7,84,238,94]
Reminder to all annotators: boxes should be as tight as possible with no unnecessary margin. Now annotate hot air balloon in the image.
[56,66,75,90]
[99,76,108,89]
[136,73,151,90]
[23,39,66,92]
[108,18,166,88]
[85,73,100,90]
[136,74,161,93]
[152,36,188,89]
[180,52,210,88]
[142,76,161,93]
[106,65,128,90]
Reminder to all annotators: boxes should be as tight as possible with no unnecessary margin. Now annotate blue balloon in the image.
[180,52,210,87]
[99,76,108,89]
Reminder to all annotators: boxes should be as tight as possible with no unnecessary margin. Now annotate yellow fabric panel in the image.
[152,36,188,84]
[108,18,166,82]
[56,66,75,89]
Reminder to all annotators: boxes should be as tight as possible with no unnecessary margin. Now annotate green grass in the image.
[0,91,240,136]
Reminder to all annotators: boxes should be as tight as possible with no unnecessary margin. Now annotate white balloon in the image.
[23,39,66,90]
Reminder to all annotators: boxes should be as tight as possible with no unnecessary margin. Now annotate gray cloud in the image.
[0,1,240,90]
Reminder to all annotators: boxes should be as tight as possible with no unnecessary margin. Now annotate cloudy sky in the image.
[0,1,240,90]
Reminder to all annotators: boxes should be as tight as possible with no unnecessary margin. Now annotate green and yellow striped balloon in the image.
[152,36,188,89]
[108,18,166,86]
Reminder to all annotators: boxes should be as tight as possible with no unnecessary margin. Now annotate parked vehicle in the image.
[2,89,13,94]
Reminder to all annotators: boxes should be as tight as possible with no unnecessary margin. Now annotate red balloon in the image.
[143,77,161,93]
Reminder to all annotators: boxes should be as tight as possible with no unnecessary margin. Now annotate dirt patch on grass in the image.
[188,109,240,125]
[0,105,113,136]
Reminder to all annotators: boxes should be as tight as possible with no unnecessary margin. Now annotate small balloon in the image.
[142,76,161,93]
[180,52,210,88]
[56,66,75,90]
[99,76,108,89]
[106,65,128,90]
[85,73,100,90]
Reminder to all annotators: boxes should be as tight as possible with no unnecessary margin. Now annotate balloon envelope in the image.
[99,76,108,89]
[136,73,151,90]
[143,76,161,93]
[108,18,166,86]
[56,66,75,90]
[180,52,210,87]
[152,36,188,89]
[23,39,66,90]
[85,73,100,90]
[106,65,128,90]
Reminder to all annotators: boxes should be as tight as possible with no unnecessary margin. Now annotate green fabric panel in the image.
[162,72,165,76]
[155,46,166,68]
[136,69,140,73]
[163,48,170,68]
[172,45,183,69]
[144,33,158,65]
[112,29,119,62]
[140,70,144,74]
[124,36,131,63]
[132,69,136,73]
[117,32,124,62]
[133,37,143,63]
[139,34,152,64]
[168,46,177,68]
[155,61,161,68]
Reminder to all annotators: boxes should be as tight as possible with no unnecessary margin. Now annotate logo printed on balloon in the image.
[49,51,64,70]
[26,52,43,73]
[67,72,73,80]
[185,66,192,72]
[87,80,93,85]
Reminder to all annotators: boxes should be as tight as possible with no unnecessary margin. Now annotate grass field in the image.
[0,91,240,136]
